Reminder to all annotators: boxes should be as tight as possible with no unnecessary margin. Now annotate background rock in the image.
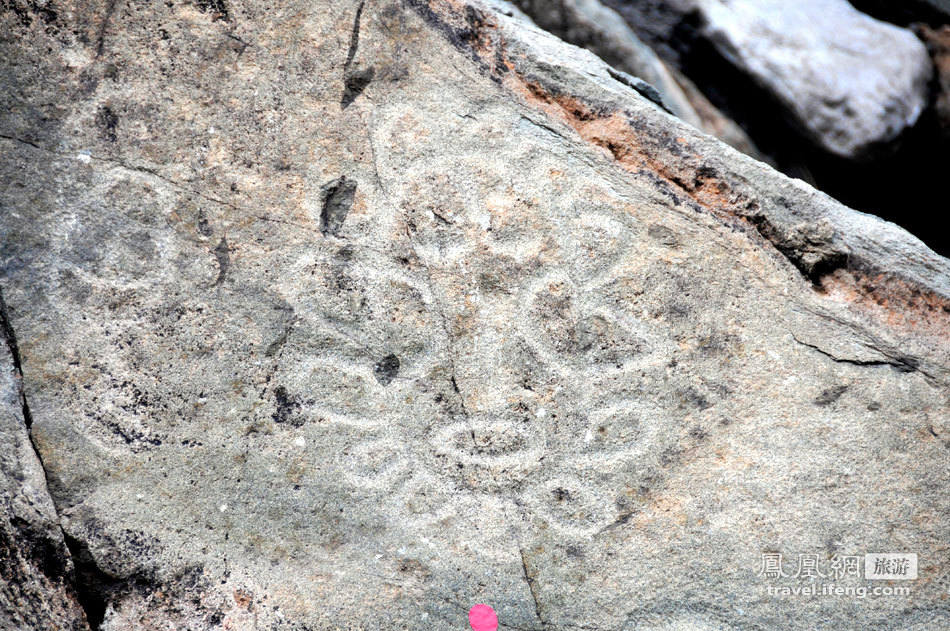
[668,67,766,160]
[915,0,950,20]
[603,0,950,256]
[694,0,932,158]
[1,0,949,630]
[510,0,703,125]
[916,24,950,139]
[510,0,764,157]
[601,0,699,66]
[603,0,933,159]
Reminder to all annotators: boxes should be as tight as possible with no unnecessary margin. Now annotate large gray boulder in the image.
[694,0,933,158]
[1,1,948,630]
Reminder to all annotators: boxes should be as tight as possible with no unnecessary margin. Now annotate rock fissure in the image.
[94,0,117,59]
[0,290,32,431]
[789,332,933,380]
[60,533,118,631]
[519,548,549,630]
[1,287,96,629]
[0,134,241,213]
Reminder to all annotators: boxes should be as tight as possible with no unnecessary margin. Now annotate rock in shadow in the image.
[320,177,357,237]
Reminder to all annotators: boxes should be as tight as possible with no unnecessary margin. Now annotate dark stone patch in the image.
[692,164,719,189]
[95,0,117,58]
[374,354,400,386]
[679,387,711,410]
[224,33,250,55]
[320,177,357,237]
[96,105,118,143]
[636,169,685,208]
[493,40,509,76]
[213,237,229,286]
[5,513,71,584]
[647,223,681,248]
[264,326,291,358]
[341,67,376,109]
[402,0,498,81]
[194,0,229,20]
[814,384,849,406]
[459,5,488,45]
[88,411,162,451]
[5,0,59,28]
[272,386,303,426]
[552,487,573,502]
[659,446,682,465]
[197,210,213,237]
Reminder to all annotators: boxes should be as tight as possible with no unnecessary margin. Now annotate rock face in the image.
[694,0,933,158]
[1,1,949,630]
[1,293,88,630]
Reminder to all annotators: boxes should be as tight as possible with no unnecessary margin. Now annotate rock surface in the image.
[694,0,933,158]
[1,292,88,630]
[1,1,949,630]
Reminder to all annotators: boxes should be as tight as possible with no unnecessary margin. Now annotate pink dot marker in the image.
[468,604,498,631]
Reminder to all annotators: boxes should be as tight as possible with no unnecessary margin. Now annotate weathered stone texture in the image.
[1,1,948,630]
[1,292,88,630]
